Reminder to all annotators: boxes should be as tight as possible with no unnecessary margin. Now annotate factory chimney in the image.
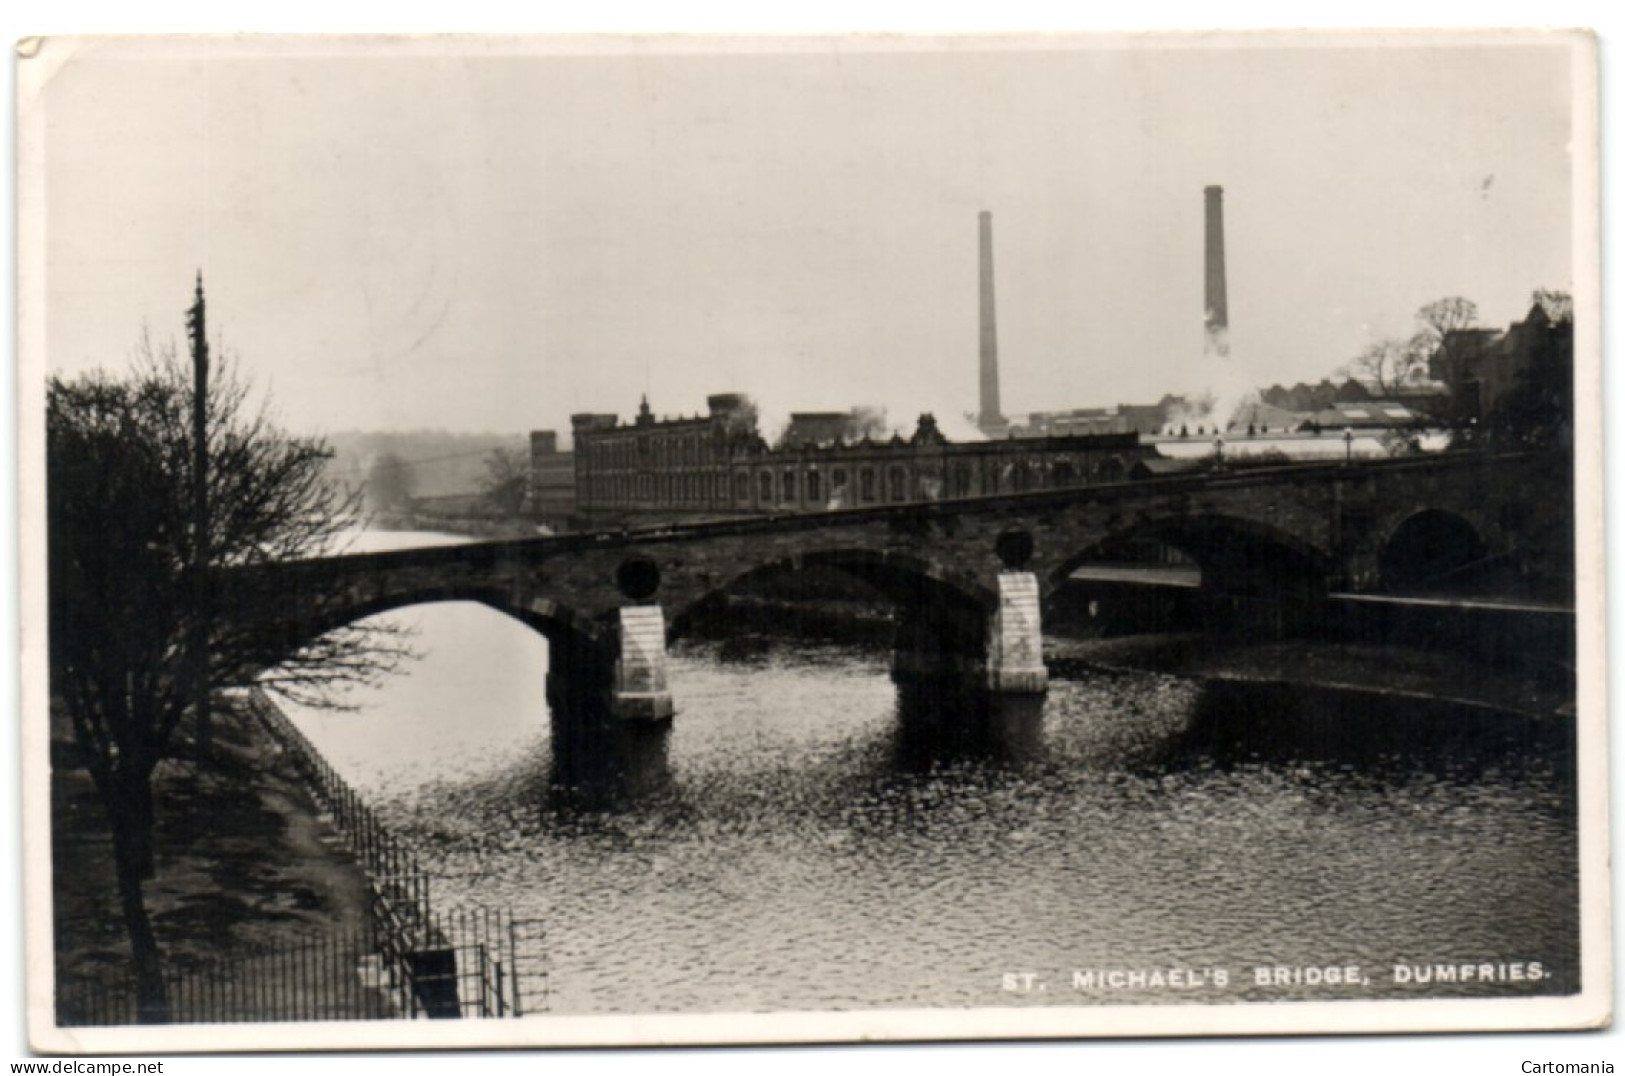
[1203,186,1230,358]
[977,210,1008,436]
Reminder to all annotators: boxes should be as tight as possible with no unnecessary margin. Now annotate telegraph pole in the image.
[187,272,212,763]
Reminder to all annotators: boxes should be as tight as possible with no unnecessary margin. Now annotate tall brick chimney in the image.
[978,210,1007,435]
[1204,185,1230,357]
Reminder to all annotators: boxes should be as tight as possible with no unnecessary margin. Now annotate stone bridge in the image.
[219,451,1571,722]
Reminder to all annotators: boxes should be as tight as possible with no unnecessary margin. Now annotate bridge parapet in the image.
[217,450,1571,723]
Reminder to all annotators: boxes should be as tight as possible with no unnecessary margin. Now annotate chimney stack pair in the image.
[975,187,1229,428]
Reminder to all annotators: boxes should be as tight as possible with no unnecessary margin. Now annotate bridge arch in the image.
[253,583,602,668]
[1047,512,1335,638]
[669,547,995,630]
[1376,508,1488,593]
[1049,512,1334,594]
[667,547,997,673]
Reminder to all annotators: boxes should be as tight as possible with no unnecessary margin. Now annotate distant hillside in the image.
[323,430,529,500]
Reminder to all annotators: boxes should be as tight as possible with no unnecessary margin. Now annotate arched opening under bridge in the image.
[668,549,996,686]
[1050,514,1332,639]
[1378,510,1488,594]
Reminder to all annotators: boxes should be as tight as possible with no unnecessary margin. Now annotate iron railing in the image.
[57,690,548,1026]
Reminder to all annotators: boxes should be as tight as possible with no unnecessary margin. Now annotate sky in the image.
[33,36,1579,443]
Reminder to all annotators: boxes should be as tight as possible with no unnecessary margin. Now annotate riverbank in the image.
[1046,633,1575,719]
[50,697,376,1004]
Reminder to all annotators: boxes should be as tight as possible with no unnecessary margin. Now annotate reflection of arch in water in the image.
[1377,510,1488,593]
[1152,679,1572,784]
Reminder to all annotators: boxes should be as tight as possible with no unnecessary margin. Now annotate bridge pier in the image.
[985,571,1048,695]
[610,604,675,722]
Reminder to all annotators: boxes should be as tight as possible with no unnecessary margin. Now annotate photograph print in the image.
[18,31,1607,1051]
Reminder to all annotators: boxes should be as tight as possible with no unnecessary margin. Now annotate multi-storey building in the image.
[562,393,1155,527]
[525,430,576,529]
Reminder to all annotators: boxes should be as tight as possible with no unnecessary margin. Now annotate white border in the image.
[8,14,1618,1068]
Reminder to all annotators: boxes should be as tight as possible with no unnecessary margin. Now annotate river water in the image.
[282,533,1579,1014]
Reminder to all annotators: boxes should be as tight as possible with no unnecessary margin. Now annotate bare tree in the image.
[1486,289,1575,449]
[480,446,530,519]
[47,302,407,1022]
[1413,297,1481,426]
[1415,295,1480,343]
[1346,336,1428,398]
[1531,288,1573,324]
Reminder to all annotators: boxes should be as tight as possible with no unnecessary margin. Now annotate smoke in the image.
[1155,329,1257,435]
[928,408,988,441]
[1202,330,1258,433]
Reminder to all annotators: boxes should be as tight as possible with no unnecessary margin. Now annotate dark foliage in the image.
[48,327,408,1020]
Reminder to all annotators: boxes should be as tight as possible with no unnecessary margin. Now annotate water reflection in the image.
[1156,679,1575,786]
[285,612,1579,1014]
[548,711,673,812]
[891,680,1047,771]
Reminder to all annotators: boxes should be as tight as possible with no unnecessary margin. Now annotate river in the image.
[280,532,1579,1014]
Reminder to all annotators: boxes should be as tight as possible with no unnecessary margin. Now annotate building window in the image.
[860,467,876,503]
[759,471,773,504]
[888,467,907,502]
[832,468,847,497]
[952,464,972,498]
[807,470,821,504]
[736,472,750,503]
[1053,460,1078,487]
[783,470,797,504]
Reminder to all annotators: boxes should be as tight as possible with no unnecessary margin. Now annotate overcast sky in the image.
[35,35,1579,441]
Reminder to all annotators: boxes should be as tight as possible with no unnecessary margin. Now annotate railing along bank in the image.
[58,684,548,1026]
[243,687,547,1020]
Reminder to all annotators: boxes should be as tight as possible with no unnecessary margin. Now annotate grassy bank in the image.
[50,697,376,1006]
